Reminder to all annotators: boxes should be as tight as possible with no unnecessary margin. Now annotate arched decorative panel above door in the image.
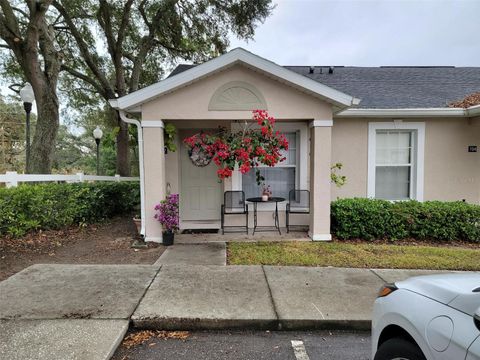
[208,81,267,111]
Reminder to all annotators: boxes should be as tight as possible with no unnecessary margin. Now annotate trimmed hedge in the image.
[331,198,480,242]
[0,182,140,237]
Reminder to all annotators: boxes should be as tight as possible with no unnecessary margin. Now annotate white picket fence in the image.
[0,171,139,188]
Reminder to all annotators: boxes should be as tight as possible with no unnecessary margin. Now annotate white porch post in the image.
[309,120,333,241]
[142,120,165,243]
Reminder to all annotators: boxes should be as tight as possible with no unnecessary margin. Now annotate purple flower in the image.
[153,193,179,231]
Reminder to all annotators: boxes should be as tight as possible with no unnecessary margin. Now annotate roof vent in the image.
[309,66,314,74]
[328,66,334,74]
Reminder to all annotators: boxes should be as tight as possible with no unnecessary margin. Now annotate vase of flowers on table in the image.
[261,184,272,201]
[154,194,179,246]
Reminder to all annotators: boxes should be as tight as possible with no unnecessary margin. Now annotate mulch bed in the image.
[0,215,165,282]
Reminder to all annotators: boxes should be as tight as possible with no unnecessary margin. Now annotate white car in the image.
[372,273,480,360]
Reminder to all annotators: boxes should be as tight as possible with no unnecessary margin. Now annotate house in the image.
[109,48,480,243]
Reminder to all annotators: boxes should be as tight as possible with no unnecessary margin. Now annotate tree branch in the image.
[97,0,127,96]
[97,0,116,55]
[52,0,114,97]
[0,0,22,43]
[138,0,152,30]
[116,0,134,48]
[60,64,106,97]
[12,6,29,18]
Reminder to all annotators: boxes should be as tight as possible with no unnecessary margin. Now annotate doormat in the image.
[181,229,219,234]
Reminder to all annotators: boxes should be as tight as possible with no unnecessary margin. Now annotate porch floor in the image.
[175,228,310,244]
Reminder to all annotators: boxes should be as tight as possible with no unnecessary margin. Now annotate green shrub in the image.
[331,198,480,242]
[0,182,140,237]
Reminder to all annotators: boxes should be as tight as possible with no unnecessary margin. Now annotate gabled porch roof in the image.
[109,48,360,113]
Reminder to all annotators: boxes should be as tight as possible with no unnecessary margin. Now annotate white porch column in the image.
[142,120,165,243]
[309,120,333,241]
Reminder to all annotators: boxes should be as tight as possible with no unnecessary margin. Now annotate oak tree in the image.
[53,0,273,175]
[0,0,61,173]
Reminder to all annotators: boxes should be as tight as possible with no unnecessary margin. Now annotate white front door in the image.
[180,130,222,221]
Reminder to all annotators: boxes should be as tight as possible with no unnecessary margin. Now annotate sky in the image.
[228,0,480,67]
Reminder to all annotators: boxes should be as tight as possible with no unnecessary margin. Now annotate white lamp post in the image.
[19,83,35,173]
[93,126,103,175]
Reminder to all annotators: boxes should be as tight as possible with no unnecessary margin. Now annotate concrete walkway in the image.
[0,263,468,360]
[0,264,160,360]
[154,243,226,266]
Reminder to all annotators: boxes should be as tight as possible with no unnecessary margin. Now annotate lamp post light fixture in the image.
[19,83,35,173]
[93,126,103,175]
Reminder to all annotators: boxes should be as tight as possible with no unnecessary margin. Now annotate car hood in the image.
[396,273,480,316]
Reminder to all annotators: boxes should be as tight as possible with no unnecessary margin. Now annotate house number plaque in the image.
[468,146,477,153]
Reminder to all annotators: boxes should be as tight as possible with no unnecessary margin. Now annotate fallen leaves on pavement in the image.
[122,330,190,349]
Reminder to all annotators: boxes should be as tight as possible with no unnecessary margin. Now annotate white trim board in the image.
[309,232,332,241]
[145,236,163,243]
[141,120,164,128]
[336,108,474,118]
[109,48,359,111]
[310,120,333,127]
[367,122,425,201]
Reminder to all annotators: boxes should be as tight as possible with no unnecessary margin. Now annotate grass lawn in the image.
[227,241,480,270]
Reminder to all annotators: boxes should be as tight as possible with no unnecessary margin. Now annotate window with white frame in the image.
[242,132,298,199]
[368,122,425,201]
[375,130,415,200]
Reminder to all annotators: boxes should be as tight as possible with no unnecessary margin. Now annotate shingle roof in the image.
[168,64,480,109]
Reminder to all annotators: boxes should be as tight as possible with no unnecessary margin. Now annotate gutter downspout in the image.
[119,110,146,239]
[466,104,480,117]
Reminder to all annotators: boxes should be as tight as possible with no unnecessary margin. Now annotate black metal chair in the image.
[221,191,249,234]
[286,190,310,233]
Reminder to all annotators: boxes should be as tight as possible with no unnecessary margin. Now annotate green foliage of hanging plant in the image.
[164,123,177,153]
[331,163,346,187]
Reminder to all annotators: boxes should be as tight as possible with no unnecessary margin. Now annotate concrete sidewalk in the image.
[0,263,465,359]
[131,266,453,331]
[154,243,226,266]
[0,264,160,360]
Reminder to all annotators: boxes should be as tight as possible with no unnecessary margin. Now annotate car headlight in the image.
[377,283,398,298]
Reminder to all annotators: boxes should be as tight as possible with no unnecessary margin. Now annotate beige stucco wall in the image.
[331,118,369,199]
[143,127,166,241]
[423,117,479,203]
[141,64,332,121]
[331,117,480,204]
[310,125,332,239]
[140,64,334,239]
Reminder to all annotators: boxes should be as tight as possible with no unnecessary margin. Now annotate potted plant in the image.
[132,214,141,234]
[154,194,179,246]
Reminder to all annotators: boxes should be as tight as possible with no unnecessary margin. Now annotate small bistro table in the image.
[246,197,286,235]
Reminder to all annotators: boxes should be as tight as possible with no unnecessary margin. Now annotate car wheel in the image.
[374,338,426,360]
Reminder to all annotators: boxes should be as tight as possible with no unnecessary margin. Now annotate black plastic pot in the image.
[163,230,174,246]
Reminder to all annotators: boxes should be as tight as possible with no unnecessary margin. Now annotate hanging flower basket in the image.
[183,110,289,185]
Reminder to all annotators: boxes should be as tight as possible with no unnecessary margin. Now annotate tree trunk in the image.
[114,110,130,176]
[29,85,59,173]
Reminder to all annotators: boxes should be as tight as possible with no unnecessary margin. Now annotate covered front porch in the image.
[109,48,359,243]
